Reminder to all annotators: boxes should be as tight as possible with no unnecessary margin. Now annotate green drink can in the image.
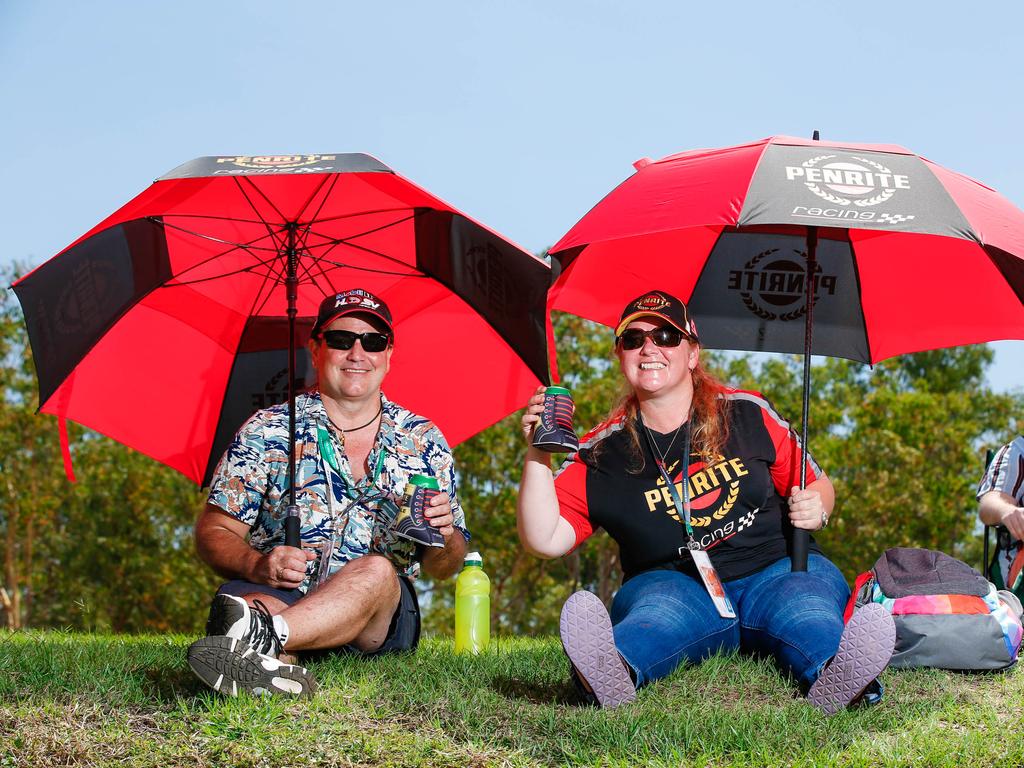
[407,474,440,492]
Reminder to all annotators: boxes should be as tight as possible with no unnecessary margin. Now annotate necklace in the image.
[642,416,687,464]
[640,411,696,542]
[326,401,383,434]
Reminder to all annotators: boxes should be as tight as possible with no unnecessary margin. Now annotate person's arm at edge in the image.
[979,490,1024,540]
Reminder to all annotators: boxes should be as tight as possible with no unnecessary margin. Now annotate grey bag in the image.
[850,547,1023,671]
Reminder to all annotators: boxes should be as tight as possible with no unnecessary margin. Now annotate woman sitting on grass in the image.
[517,290,896,713]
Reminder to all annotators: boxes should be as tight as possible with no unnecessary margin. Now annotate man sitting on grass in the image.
[188,289,468,696]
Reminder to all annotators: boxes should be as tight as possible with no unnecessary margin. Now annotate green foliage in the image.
[0,265,216,633]
[719,347,1023,579]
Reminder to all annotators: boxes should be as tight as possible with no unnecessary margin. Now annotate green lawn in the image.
[1,630,1021,767]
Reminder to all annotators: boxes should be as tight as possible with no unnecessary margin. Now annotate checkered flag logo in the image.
[736,508,759,532]
[876,212,916,225]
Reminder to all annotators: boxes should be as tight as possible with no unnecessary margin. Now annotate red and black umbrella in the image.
[14,154,552,502]
[549,135,1024,570]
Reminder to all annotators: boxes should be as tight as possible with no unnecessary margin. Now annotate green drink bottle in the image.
[455,552,490,654]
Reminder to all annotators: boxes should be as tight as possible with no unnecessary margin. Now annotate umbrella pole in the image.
[284,223,302,548]
[792,225,818,572]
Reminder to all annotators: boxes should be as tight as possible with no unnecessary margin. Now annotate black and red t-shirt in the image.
[554,389,823,582]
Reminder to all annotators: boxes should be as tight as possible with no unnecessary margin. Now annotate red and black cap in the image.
[615,290,699,341]
[311,289,393,338]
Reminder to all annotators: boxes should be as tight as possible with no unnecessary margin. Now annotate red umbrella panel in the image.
[14,154,552,486]
[550,136,1024,362]
[548,135,1024,570]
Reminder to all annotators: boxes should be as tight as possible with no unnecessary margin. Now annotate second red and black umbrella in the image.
[549,135,1024,570]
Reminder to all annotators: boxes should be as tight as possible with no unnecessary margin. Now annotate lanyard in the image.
[317,425,386,497]
[640,414,696,545]
[313,424,387,587]
[638,413,736,618]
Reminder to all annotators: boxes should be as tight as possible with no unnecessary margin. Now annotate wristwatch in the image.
[820,509,830,529]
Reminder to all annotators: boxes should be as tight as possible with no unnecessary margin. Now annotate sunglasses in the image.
[616,326,688,350]
[320,329,391,352]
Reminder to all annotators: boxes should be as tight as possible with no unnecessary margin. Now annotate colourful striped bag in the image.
[846,547,1023,671]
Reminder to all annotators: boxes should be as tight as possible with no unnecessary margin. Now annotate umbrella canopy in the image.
[548,135,1024,571]
[549,135,1024,361]
[14,153,551,486]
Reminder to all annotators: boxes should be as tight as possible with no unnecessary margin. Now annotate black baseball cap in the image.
[615,290,699,341]
[311,289,393,338]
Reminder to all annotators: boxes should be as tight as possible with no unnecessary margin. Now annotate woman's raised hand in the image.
[521,384,548,446]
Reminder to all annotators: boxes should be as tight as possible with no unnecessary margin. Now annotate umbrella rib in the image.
[295,254,336,301]
[248,252,291,318]
[232,177,287,254]
[315,258,427,278]
[168,254,287,287]
[295,227,342,296]
[237,176,290,228]
[159,213,278,226]
[297,210,423,272]
[154,217,281,253]
[309,235,424,274]
[304,253,340,297]
[300,206,415,226]
[295,173,338,225]
[304,210,420,246]
[149,217,295,286]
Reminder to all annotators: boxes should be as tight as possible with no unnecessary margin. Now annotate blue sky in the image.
[2,0,1021,392]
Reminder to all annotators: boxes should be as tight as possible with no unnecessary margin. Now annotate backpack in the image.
[846,547,1023,671]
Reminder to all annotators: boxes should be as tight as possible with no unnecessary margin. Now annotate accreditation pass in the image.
[688,548,736,618]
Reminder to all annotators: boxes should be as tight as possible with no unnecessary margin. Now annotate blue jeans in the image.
[610,554,850,689]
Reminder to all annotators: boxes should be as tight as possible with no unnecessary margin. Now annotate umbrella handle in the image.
[791,220,818,574]
[284,505,301,548]
[791,529,809,572]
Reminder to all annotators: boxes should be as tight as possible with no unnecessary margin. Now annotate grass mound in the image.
[1,630,1021,767]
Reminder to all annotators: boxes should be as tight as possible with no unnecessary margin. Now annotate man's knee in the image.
[339,554,401,601]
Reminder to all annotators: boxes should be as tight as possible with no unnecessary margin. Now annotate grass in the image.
[1,630,1023,767]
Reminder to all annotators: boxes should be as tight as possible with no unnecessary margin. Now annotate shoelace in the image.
[249,599,284,656]
[546,396,575,430]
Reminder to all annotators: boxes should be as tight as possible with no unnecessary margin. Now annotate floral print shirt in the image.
[208,390,468,592]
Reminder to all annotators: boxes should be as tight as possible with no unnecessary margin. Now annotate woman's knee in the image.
[611,569,716,622]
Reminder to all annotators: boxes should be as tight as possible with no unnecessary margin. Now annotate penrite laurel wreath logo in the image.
[217,155,336,170]
[727,248,837,322]
[645,455,753,550]
[634,292,671,311]
[785,154,910,207]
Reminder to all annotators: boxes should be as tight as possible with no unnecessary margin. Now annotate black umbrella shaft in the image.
[793,226,818,572]
[284,223,301,548]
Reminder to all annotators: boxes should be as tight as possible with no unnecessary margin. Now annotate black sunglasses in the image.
[616,326,688,350]
[320,329,391,352]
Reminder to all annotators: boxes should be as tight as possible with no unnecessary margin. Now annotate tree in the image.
[1,264,217,632]
[720,348,1023,580]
